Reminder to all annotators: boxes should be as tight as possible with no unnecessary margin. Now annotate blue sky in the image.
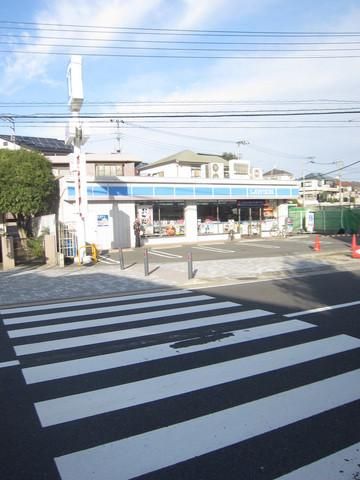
[0,0,360,180]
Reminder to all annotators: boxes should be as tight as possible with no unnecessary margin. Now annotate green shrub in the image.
[26,237,45,258]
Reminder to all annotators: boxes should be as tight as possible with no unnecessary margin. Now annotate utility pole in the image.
[65,55,88,261]
[236,140,249,161]
[301,157,315,207]
[110,118,122,153]
[337,160,344,229]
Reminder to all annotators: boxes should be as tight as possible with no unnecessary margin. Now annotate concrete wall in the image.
[84,201,135,249]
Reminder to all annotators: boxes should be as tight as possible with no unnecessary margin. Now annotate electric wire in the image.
[1,20,360,37]
[4,33,360,46]
[2,48,360,59]
[5,40,360,53]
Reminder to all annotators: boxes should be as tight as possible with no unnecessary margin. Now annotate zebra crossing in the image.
[1,288,360,480]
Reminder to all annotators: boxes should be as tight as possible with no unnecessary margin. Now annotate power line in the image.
[321,160,360,176]
[5,40,360,53]
[4,108,360,118]
[2,48,360,59]
[4,33,360,46]
[1,20,360,37]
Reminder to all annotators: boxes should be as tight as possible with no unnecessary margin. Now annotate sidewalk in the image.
[0,250,359,308]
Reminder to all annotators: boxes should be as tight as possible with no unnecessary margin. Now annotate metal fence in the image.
[57,222,78,258]
[289,206,360,234]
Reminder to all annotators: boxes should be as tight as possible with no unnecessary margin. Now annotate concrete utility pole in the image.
[301,157,315,207]
[110,118,122,153]
[236,140,249,161]
[336,160,345,229]
[65,55,88,260]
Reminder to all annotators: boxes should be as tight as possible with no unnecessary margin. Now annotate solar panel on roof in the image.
[0,134,73,154]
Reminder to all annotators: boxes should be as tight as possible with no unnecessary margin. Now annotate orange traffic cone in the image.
[351,234,357,252]
[313,235,321,252]
[352,234,360,258]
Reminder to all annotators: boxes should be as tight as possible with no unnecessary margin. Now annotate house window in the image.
[234,163,248,174]
[191,168,201,177]
[95,164,124,177]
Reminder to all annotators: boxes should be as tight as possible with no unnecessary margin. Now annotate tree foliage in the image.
[0,149,57,218]
[221,152,237,160]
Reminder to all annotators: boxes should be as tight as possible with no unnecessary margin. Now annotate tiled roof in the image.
[140,150,227,169]
[263,168,293,177]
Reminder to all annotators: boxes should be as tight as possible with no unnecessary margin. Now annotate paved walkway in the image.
[0,249,359,308]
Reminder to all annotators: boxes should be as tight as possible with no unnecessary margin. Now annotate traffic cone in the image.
[351,234,357,252]
[352,234,360,259]
[313,235,321,252]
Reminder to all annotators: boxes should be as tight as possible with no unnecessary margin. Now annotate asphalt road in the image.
[0,269,359,480]
[102,234,352,265]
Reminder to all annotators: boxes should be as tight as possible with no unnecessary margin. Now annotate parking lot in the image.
[100,234,352,266]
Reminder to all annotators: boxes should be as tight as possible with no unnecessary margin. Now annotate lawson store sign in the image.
[66,182,299,201]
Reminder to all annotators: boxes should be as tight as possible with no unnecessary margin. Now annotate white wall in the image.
[141,163,194,178]
[85,202,135,249]
[32,214,56,237]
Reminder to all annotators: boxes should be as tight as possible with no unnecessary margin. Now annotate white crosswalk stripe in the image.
[0,289,192,316]
[22,319,314,384]
[35,335,360,427]
[4,293,213,324]
[54,370,360,480]
[274,441,360,480]
[1,288,359,480]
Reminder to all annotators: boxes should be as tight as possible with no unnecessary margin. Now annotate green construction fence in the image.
[288,206,360,234]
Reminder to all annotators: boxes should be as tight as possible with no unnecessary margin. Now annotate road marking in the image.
[285,300,360,318]
[97,255,120,264]
[0,360,20,368]
[5,294,213,325]
[8,298,235,339]
[149,249,183,258]
[22,319,314,384]
[13,308,272,356]
[0,289,191,316]
[192,246,235,253]
[274,441,360,479]
[54,369,360,480]
[35,335,360,427]
[241,243,281,249]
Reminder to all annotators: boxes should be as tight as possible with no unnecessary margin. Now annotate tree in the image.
[0,149,57,235]
[221,152,237,160]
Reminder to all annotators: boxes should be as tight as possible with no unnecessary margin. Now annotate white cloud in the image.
[0,0,164,95]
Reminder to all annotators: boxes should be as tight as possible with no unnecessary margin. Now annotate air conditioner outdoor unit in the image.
[252,167,263,179]
[229,159,250,178]
[207,162,224,179]
[200,164,208,178]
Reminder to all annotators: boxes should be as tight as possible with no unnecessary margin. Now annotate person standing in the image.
[133,218,142,247]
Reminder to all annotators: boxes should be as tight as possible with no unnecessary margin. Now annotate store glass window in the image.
[197,201,239,235]
[136,202,185,237]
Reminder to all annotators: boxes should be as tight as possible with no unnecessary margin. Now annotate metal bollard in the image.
[144,248,149,276]
[118,248,125,270]
[187,251,193,280]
